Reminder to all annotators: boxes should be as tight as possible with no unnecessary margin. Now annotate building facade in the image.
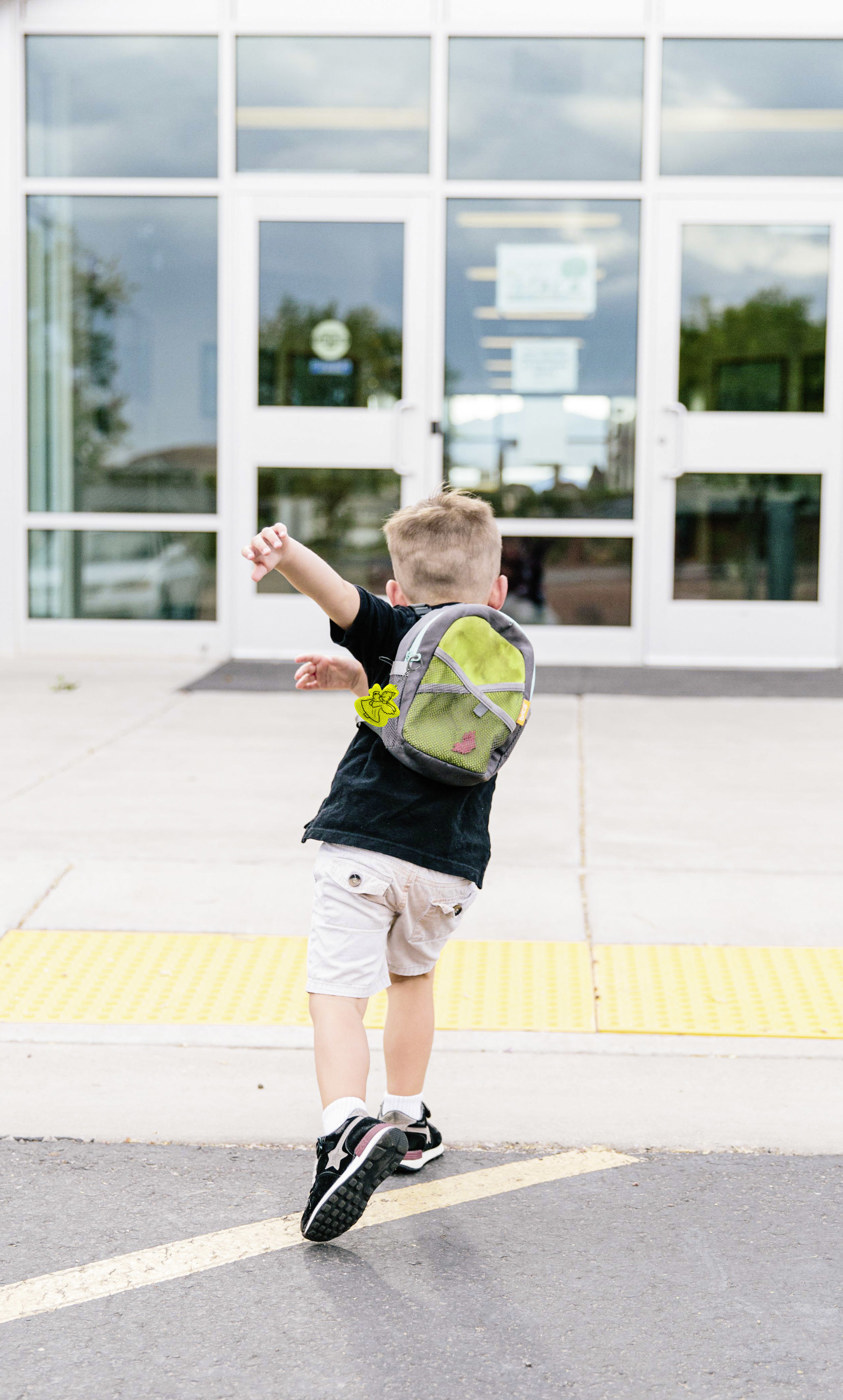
[3,0,843,668]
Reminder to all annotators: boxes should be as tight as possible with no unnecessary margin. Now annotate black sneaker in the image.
[379,1102,444,1173]
[300,1114,408,1243]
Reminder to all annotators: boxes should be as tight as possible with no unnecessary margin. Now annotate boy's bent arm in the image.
[243,524,360,629]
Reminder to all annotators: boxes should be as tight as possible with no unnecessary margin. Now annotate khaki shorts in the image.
[306,842,480,999]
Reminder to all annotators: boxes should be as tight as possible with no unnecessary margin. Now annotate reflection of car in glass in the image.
[82,533,204,619]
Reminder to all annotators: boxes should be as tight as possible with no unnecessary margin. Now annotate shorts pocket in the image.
[430,883,480,923]
[313,855,394,933]
[406,883,479,948]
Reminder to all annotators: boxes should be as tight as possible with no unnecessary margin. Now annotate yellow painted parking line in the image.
[2,929,843,1037]
[594,943,843,1038]
[0,1149,635,1325]
[0,931,594,1033]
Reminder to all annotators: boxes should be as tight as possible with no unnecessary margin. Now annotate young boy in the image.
[242,491,508,1243]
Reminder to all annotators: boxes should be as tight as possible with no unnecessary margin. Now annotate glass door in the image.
[646,200,843,667]
[232,194,433,657]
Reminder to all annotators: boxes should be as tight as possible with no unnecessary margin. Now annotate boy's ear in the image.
[487,574,508,610]
[386,579,410,607]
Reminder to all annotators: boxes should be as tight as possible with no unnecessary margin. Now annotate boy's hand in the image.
[294,654,368,696]
[242,523,288,582]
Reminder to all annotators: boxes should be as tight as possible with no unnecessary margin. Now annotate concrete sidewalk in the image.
[2,655,842,1151]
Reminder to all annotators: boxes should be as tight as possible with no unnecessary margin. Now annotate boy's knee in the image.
[308,992,368,1023]
[389,969,435,986]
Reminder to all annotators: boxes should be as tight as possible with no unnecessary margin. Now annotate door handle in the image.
[659,402,687,480]
[393,399,416,476]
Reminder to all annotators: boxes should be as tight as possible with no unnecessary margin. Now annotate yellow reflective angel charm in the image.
[354,683,401,727]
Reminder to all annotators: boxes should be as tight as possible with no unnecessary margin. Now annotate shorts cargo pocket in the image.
[430,883,479,923]
[406,883,479,950]
[313,858,394,933]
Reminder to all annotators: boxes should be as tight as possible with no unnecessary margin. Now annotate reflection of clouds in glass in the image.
[449,38,642,179]
[26,37,217,177]
[662,40,843,175]
[664,40,843,110]
[682,226,828,322]
[237,37,429,173]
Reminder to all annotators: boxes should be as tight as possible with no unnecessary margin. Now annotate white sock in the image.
[322,1096,367,1136]
[381,1091,424,1122]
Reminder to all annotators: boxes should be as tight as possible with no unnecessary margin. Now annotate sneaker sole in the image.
[395,1142,445,1174]
[301,1126,408,1243]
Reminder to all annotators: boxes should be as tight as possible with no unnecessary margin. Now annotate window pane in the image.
[449,38,643,180]
[445,200,639,520]
[679,226,828,413]
[256,468,401,595]
[662,40,843,177]
[237,37,429,173]
[26,37,217,177]
[28,531,216,620]
[502,537,632,626]
[259,223,403,408]
[674,474,820,601]
[28,197,217,513]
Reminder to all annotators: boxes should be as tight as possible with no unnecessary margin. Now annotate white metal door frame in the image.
[644,196,843,668]
[230,192,437,659]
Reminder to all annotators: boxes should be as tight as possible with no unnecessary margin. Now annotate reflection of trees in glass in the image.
[674,473,820,601]
[258,298,401,407]
[444,407,635,519]
[71,245,131,503]
[256,466,400,594]
[679,288,826,412]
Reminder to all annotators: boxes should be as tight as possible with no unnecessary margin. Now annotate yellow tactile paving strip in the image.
[0,931,841,1037]
[594,943,843,1039]
[0,931,594,1033]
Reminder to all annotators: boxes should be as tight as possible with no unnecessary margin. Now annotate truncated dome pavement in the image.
[1,930,842,1038]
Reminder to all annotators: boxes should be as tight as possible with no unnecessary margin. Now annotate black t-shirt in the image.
[301,587,496,886]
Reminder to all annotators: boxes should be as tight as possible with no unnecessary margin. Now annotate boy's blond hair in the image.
[382,489,501,604]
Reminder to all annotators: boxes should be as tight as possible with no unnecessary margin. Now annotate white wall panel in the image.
[662,0,843,37]
[446,0,648,34]
[235,1,434,33]
[22,0,223,32]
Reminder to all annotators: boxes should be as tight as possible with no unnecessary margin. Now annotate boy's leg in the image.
[381,969,445,1173]
[383,970,435,1096]
[309,992,369,1107]
[302,990,408,1243]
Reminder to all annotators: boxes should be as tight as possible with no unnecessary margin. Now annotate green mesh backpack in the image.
[362,604,535,786]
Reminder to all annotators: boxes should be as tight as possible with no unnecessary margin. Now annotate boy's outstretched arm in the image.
[241,523,360,629]
[294,653,369,697]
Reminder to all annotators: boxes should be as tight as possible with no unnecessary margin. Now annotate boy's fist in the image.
[242,523,288,582]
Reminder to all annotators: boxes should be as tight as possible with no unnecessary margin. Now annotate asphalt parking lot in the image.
[2,1140,842,1400]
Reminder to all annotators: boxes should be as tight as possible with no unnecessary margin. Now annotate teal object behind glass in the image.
[27,197,217,514]
[679,226,828,413]
[448,38,643,180]
[501,537,632,627]
[444,200,639,524]
[237,37,429,173]
[674,475,821,602]
[662,40,843,177]
[28,531,217,620]
[258,222,403,408]
[256,467,400,596]
[26,36,217,177]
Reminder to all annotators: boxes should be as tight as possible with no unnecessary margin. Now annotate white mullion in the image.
[25,514,219,533]
[216,3,236,651]
[633,8,665,654]
[443,179,645,201]
[1,2,25,655]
